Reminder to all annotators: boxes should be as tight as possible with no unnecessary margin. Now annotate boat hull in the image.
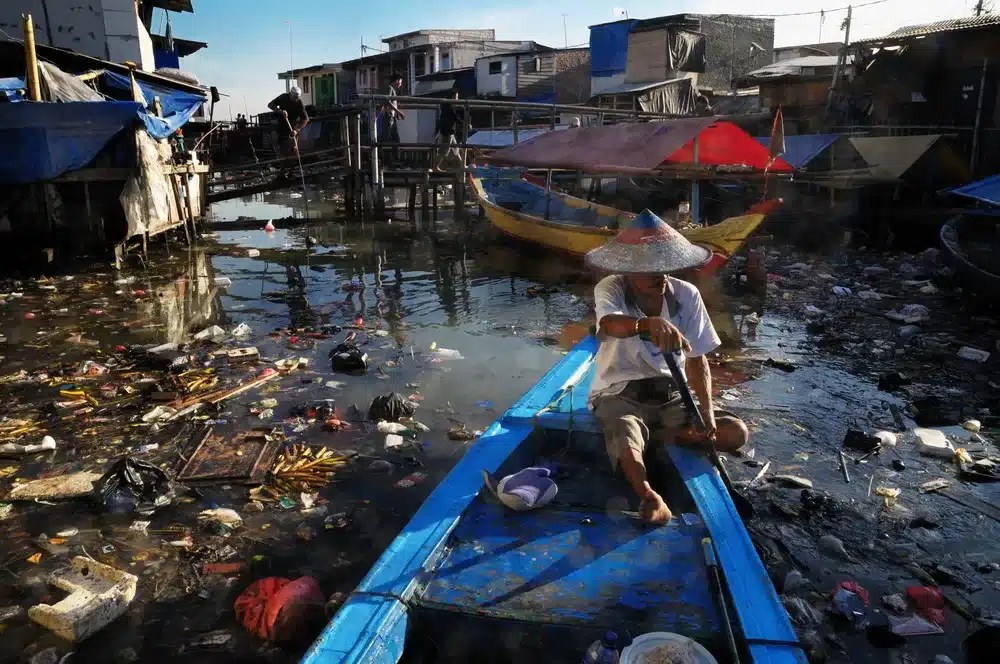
[471,174,772,265]
[302,337,804,664]
[940,214,1000,296]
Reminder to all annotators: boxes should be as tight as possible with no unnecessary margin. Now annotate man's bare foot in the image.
[639,489,673,524]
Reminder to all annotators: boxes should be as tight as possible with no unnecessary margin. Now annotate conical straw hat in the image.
[584,209,712,274]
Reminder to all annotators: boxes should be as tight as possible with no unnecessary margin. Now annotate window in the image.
[414,54,426,77]
[301,76,310,94]
[489,60,502,75]
[440,52,450,70]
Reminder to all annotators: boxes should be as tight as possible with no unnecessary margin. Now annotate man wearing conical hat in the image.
[586,210,749,524]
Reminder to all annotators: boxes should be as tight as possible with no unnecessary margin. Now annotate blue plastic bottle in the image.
[582,631,620,664]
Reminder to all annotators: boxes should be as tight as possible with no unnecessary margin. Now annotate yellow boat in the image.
[470,171,776,262]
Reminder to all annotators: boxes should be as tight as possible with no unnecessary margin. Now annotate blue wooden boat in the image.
[302,336,805,664]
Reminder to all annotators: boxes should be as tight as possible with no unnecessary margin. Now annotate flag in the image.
[767,106,785,169]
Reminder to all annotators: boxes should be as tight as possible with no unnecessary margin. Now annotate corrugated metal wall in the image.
[515,52,555,100]
[626,30,669,83]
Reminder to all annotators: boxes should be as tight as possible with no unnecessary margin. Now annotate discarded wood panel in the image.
[8,471,103,501]
[177,427,280,485]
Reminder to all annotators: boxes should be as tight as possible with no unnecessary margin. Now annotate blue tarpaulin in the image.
[951,174,1000,206]
[757,133,841,169]
[101,70,205,139]
[590,21,638,78]
[154,49,180,70]
[0,101,142,184]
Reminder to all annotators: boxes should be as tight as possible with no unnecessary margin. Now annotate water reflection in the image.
[133,250,223,344]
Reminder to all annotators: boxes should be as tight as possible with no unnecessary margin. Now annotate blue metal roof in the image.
[756,133,841,169]
[951,174,1000,207]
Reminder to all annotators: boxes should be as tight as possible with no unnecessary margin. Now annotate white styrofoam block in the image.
[915,428,956,459]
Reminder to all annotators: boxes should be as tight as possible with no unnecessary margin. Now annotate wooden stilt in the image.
[408,184,417,217]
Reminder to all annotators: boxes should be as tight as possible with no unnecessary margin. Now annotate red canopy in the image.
[666,121,793,171]
[486,118,792,173]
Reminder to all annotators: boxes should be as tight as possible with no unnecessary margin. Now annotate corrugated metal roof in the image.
[856,14,1000,44]
[745,55,849,80]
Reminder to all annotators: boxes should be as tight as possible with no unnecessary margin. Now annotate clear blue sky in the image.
[167,0,980,116]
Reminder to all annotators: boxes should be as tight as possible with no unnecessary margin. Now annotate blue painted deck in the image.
[416,501,717,637]
[302,336,805,664]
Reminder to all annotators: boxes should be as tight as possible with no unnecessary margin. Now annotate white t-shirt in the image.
[588,275,721,406]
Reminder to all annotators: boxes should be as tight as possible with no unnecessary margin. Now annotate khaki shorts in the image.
[593,384,742,469]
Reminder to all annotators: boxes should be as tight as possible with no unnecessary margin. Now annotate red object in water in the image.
[134,290,145,296]
[288,336,299,344]
[264,220,276,232]
[354,316,363,327]
[24,312,35,319]
[89,309,104,315]
[115,345,127,351]
[907,585,947,626]
[832,581,870,605]
[907,585,944,609]
[923,608,946,626]
[234,576,324,641]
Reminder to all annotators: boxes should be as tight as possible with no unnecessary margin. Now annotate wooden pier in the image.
[205,95,681,220]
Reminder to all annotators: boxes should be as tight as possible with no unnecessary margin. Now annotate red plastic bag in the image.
[235,576,325,642]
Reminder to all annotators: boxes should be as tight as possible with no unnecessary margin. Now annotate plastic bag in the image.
[329,343,368,373]
[234,576,325,642]
[98,456,175,515]
[367,392,416,422]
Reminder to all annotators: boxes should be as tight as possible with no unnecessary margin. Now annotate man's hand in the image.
[638,316,692,354]
[399,110,407,120]
[678,418,717,446]
[281,110,288,118]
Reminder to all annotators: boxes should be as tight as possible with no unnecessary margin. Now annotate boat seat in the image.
[413,500,720,639]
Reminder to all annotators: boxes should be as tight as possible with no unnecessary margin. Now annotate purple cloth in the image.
[497,467,558,510]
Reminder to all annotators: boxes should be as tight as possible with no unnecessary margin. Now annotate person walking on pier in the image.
[434,87,465,171]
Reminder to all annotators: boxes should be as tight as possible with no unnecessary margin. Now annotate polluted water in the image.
[0,188,996,664]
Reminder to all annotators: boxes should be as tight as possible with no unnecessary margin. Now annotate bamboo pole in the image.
[22,14,41,101]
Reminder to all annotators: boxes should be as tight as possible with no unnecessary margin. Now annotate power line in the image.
[739,0,890,18]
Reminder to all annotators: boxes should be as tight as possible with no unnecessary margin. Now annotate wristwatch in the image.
[634,317,645,336]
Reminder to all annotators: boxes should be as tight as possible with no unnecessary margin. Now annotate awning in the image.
[848,134,971,185]
[951,174,1000,206]
[757,134,841,169]
[487,119,793,172]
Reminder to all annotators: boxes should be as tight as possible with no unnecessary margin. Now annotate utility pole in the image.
[562,14,568,48]
[826,5,852,113]
[285,20,293,72]
[975,0,984,16]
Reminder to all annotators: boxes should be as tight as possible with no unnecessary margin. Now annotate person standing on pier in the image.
[380,73,406,168]
[268,85,309,174]
[434,88,465,171]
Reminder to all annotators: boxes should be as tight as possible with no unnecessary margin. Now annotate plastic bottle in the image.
[582,632,619,664]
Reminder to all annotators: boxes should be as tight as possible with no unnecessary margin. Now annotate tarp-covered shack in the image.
[0,41,208,259]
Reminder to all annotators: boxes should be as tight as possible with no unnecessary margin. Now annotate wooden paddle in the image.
[662,352,755,520]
